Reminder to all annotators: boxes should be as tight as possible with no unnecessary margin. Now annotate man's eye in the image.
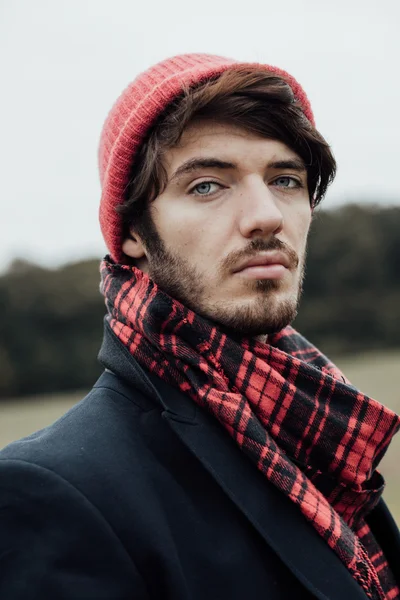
[190,181,221,196]
[272,176,302,188]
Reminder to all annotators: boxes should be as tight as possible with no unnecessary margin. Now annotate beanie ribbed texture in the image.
[98,53,315,262]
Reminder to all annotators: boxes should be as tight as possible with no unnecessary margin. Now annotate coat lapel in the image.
[367,499,400,584]
[148,372,370,600]
[99,324,370,599]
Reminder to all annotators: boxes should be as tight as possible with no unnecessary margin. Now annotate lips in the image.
[233,251,291,273]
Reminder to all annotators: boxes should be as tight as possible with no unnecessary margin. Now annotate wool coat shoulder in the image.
[0,324,399,599]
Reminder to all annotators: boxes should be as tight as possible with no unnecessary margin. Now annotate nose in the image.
[238,177,284,239]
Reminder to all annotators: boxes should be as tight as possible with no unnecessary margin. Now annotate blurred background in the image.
[0,0,399,521]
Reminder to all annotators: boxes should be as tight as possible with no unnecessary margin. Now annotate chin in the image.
[203,295,299,339]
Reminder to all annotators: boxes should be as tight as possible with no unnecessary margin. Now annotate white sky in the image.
[1,0,399,271]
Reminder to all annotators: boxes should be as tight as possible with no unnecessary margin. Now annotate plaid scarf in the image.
[101,259,400,600]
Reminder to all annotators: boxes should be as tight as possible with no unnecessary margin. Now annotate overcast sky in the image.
[1,0,399,271]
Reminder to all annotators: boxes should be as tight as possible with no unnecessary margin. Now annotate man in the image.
[0,53,399,599]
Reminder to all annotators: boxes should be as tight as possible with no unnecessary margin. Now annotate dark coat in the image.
[0,323,399,599]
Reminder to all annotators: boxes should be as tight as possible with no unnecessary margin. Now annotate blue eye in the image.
[191,181,221,196]
[273,177,301,188]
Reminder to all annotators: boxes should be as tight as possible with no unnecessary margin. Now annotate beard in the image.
[138,215,305,338]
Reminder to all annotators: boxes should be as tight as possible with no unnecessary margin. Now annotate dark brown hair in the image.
[118,67,337,239]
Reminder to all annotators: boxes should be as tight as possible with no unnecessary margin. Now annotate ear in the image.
[121,231,147,260]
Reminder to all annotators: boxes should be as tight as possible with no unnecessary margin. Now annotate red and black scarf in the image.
[101,258,400,600]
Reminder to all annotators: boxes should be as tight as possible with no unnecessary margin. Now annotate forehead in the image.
[165,120,301,170]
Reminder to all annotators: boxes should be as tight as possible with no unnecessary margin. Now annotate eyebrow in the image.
[170,158,236,183]
[169,156,307,183]
[268,158,307,171]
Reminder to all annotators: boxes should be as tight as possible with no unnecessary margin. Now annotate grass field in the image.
[1,351,399,522]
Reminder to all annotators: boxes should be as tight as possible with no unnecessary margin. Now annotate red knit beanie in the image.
[98,53,315,263]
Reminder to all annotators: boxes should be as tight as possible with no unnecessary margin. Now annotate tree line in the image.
[1,203,399,399]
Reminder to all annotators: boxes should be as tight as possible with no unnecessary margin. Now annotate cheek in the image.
[288,205,312,248]
[152,201,231,258]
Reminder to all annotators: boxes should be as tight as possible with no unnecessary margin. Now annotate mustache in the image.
[222,237,299,274]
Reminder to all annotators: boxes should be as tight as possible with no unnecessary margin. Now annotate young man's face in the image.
[123,121,312,338]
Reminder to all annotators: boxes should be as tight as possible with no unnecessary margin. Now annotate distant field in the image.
[1,350,399,522]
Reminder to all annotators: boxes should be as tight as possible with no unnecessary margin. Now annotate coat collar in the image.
[99,322,398,599]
